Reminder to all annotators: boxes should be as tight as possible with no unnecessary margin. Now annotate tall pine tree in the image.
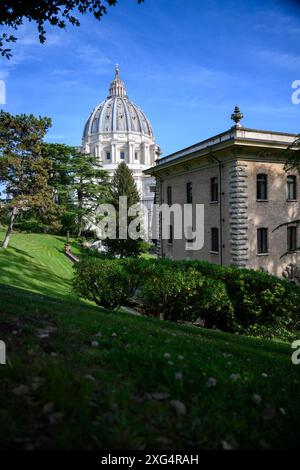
[0,111,56,248]
[103,161,146,258]
[43,143,109,237]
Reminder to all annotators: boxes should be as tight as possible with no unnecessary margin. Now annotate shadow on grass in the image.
[8,246,35,259]
[0,283,291,365]
[0,283,98,316]
[0,247,75,300]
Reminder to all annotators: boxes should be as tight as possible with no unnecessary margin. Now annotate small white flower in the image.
[175,372,183,380]
[170,399,186,416]
[252,393,262,404]
[85,374,96,381]
[13,385,29,396]
[112,333,117,337]
[222,353,232,359]
[91,341,99,348]
[279,407,286,416]
[164,353,171,359]
[49,412,64,425]
[229,373,240,382]
[206,377,217,388]
[178,355,184,360]
[261,372,268,378]
[42,402,54,415]
[221,436,238,450]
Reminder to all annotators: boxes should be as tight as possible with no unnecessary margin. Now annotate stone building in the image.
[82,65,160,224]
[145,108,300,280]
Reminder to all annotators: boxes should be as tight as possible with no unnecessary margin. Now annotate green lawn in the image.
[0,230,300,449]
[0,229,79,299]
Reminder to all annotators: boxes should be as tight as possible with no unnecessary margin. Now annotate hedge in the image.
[73,257,300,338]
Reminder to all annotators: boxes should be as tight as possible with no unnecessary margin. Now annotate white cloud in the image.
[45,134,70,140]
[256,49,300,70]
[255,11,300,37]
[76,44,112,68]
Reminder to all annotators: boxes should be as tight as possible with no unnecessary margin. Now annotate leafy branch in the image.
[0,0,145,58]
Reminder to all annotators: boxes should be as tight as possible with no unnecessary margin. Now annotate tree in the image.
[0,111,57,248]
[0,0,144,59]
[71,150,109,237]
[43,143,109,237]
[102,161,146,258]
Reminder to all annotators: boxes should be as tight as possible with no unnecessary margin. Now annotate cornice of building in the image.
[145,126,298,175]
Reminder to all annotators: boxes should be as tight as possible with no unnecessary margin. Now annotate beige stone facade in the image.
[145,125,300,282]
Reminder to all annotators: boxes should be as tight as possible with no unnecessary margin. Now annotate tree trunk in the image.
[77,190,83,238]
[2,206,17,249]
[77,223,82,238]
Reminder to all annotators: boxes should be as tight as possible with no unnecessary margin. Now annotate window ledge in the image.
[257,253,270,256]
[287,200,298,203]
[210,251,219,255]
[256,199,268,202]
[209,201,219,204]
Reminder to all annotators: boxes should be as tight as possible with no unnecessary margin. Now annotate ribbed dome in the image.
[83,65,153,139]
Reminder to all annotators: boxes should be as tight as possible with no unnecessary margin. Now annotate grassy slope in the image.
[0,230,300,449]
[0,229,79,299]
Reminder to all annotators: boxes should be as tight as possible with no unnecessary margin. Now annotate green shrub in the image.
[140,264,206,321]
[218,269,300,332]
[198,278,235,331]
[14,217,52,233]
[73,258,135,310]
[73,256,300,339]
[164,259,300,335]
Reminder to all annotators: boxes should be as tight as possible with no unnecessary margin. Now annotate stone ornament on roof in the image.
[231,106,244,127]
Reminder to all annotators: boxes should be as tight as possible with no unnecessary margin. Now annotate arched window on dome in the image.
[104,149,111,161]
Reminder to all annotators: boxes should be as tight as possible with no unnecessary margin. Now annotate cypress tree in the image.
[103,161,146,258]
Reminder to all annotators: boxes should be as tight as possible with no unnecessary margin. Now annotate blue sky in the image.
[0,0,300,156]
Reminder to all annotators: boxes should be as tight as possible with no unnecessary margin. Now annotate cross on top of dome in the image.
[108,64,127,98]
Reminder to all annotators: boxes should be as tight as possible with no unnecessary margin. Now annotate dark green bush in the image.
[140,264,205,321]
[73,256,300,338]
[161,259,300,334]
[138,262,235,330]
[73,258,136,310]
[198,278,235,331]
[14,216,52,233]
